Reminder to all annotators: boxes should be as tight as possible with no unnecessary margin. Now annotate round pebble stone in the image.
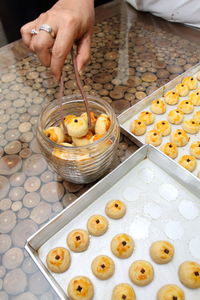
[2,73,16,83]
[63,181,84,193]
[20,87,32,95]
[40,182,64,202]
[17,107,27,114]
[7,120,20,130]
[0,124,7,134]
[23,154,47,176]
[0,234,12,253]
[0,199,12,211]
[135,91,146,100]
[0,176,10,200]
[40,170,54,183]
[22,257,38,274]
[4,141,21,154]
[141,72,157,82]
[19,148,32,159]
[33,96,43,104]
[9,187,25,201]
[167,65,183,74]
[62,193,77,208]
[19,122,32,133]
[2,247,24,269]
[11,113,19,120]
[23,192,40,208]
[0,115,10,124]
[30,202,52,224]
[19,113,31,122]
[28,105,41,116]
[52,202,63,213]
[111,100,130,114]
[5,129,20,141]
[0,210,16,233]
[11,220,38,248]
[3,269,27,295]
[13,99,25,108]
[0,291,8,300]
[17,208,30,219]
[30,117,38,125]
[10,172,26,187]
[11,201,22,212]
[6,106,16,115]
[24,176,41,192]
[29,272,49,295]
[20,132,34,143]
[14,292,38,300]
[0,139,7,147]
[0,266,6,278]
[27,71,39,80]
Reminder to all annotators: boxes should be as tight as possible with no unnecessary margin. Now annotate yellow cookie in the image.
[91,255,115,280]
[138,111,155,125]
[157,284,185,300]
[182,76,198,90]
[129,260,154,286]
[145,130,162,146]
[105,200,126,219]
[46,247,71,273]
[87,215,108,236]
[72,131,93,147]
[80,112,97,133]
[67,229,89,252]
[150,241,174,264]
[112,283,136,300]
[67,117,88,138]
[160,143,178,159]
[182,119,199,134]
[175,83,189,97]
[190,141,200,159]
[170,129,189,147]
[178,155,197,172]
[164,90,179,105]
[95,114,110,135]
[151,99,166,114]
[189,90,200,106]
[154,120,171,136]
[178,100,194,114]
[168,109,184,125]
[111,233,134,259]
[67,276,94,300]
[44,126,65,143]
[193,110,200,123]
[178,261,200,289]
[130,119,146,136]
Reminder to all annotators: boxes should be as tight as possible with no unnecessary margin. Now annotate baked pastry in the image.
[175,83,189,97]
[112,283,136,300]
[72,131,93,147]
[157,284,185,300]
[151,99,166,114]
[138,111,155,125]
[130,119,146,136]
[190,141,200,159]
[149,241,174,264]
[87,215,108,236]
[129,260,154,286]
[52,143,73,160]
[95,114,110,135]
[182,119,200,134]
[67,117,88,138]
[193,110,200,123]
[178,100,194,114]
[111,233,134,259]
[80,112,97,133]
[170,129,189,147]
[44,126,65,143]
[91,255,115,280]
[154,120,171,136]
[168,109,184,125]
[105,200,126,219]
[164,90,179,105]
[189,91,200,106]
[67,276,94,300]
[178,155,197,172]
[160,143,178,159]
[182,76,198,90]
[145,130,162,146]
[178,261,200,289]
[46,247,71,273]
[66,229,89,252]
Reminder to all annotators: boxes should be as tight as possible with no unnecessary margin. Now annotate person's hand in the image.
[20,0,94,81]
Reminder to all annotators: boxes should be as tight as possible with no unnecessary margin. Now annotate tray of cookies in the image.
[118,63,200,180]
[25,145,200,300]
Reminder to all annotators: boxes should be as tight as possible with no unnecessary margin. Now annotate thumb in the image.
[76,33,92,73]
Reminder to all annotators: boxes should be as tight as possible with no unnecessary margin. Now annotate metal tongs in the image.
[58,46,91,134]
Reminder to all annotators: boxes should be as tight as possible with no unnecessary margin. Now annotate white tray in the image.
[26,145,200,300]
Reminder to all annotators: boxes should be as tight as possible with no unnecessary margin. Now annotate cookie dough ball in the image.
[46,247,71,273]
[138,111,155,125]
[182,119,200,134]
[190,141,200,159]
[67,117,88,138]
[87,215,108,236]
[145,130,162,147]
[80,112,97,132]
[168,109,184,125]
[178,155,197,172]
[111,233,134,259]
[164,90,179,105]
[154,120,171,136]
[129,260,154,286]
[178,100,194,114]
[178,261,200,289]
[157,284,185,300]
[151,99,166,114]
[91,255,115,280]
[175,83,189,97]
[72,131,93,147]
[193,110,200,123]
[112,283,136,300]
[95,114,110,135]
[150,241,174,264]
[170,129,189,147]
[189,91,200,106]
[67,229,89,252]
[67,276,94,300]
[160,143,178,159]
[105,200,126,219]
[130,119,146,136]
[182,76,198,90]
[44,126,65,143]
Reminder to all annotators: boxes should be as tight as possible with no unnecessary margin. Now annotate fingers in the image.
[20,20,36,47]
[76,33,92,73]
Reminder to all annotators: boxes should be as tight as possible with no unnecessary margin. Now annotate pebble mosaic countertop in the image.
[0,1,200,299]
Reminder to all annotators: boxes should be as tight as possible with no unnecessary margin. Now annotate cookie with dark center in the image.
[111,283,136,300]
[91,255,115,280]
[150,241,174,264]
[87,214,108,236]
[105,200,126,219]
[157,284,185,300]
[67,229,89,252]
[129,260,154,286]
[111,233,134,259]
[67,276,94,300]
[46,247,71,273]
[178,261,200,288]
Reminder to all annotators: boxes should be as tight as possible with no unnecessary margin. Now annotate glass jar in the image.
[37,95,120,184]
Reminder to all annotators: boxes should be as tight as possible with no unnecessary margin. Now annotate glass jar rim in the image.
[38,94,117,150]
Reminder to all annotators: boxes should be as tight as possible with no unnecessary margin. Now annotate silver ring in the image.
[31,29,39,35]
[39,24,55,38]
